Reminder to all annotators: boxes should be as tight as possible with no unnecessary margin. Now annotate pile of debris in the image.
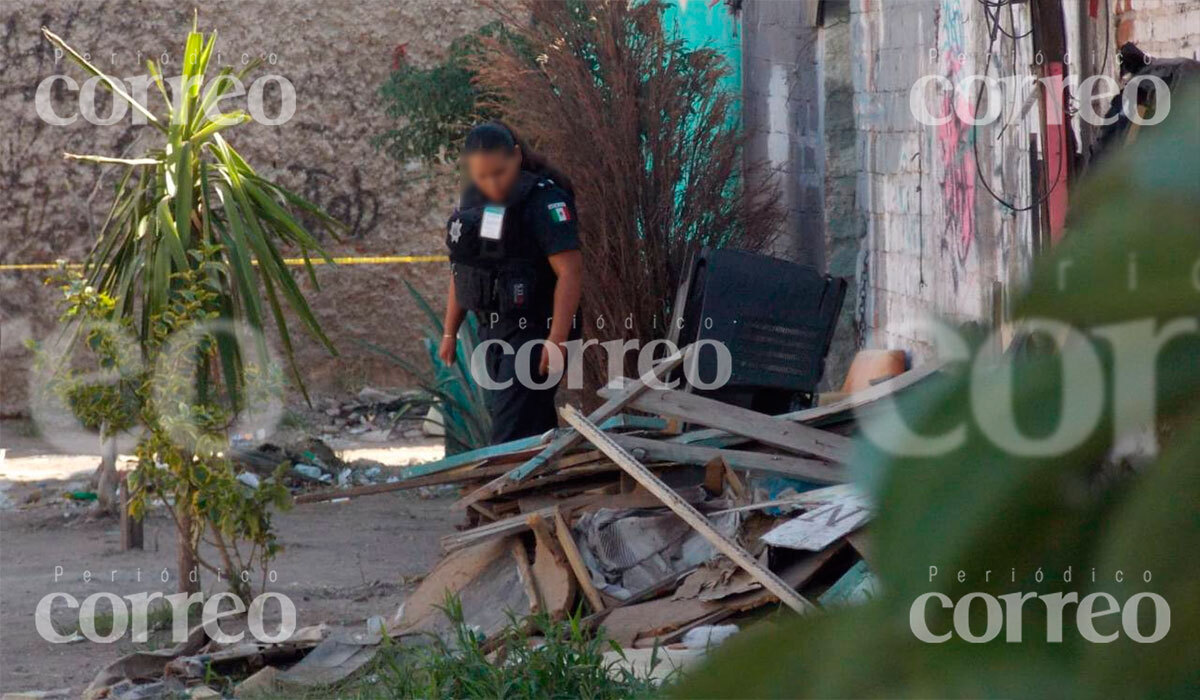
[298,347,937,663]
[230,437,399,491]
[311,387,435,444]
[80,348,936,697]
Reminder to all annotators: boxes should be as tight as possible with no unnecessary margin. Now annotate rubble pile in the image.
[313,387,433,444]
[285,350,937,681]
[82,349,938,697]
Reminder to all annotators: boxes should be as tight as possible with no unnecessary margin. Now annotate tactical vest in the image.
[445,172,565,318]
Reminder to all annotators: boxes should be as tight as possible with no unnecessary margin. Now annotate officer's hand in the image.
[438,334,457,366]
[539,339,568,377]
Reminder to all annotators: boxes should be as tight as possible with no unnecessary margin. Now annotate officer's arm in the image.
[546,250,583,344]
[441,275,466,340]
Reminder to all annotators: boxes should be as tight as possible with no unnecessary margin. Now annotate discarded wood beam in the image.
[673,362,945,446]
[599,382,853,462]
[399,415,664,480]
[553,507,606,613]
[526,513,567,566]
[453,347,692,511]
[293,461,504,504]
[443,507,556,553]
[611,434,845,484]
[510,539,542,613]
[560,404,815,615]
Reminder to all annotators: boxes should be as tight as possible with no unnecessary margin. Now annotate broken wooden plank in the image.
[553,507,606,613]
[400,414,655,480]
[510,539,542,613]
[527,513,576,618]
[673,362,945,446]
[611,434,845,485]
[760,484,871,552]
[442,507,554,553]
[599,382,852,462]
[453,347,692,511]
[293,461,502,504]
[560,405,815,615]
[526,513,566,565]
[392,536,532,644]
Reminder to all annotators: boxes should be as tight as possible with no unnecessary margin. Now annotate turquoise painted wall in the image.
[661,0,742,97]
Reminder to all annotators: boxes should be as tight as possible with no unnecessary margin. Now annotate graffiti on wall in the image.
[287,165,380,240]
[935,0,976,266]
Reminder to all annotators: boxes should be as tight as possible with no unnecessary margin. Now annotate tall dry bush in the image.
[472,0,782,391]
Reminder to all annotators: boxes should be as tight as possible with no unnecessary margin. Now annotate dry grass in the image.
[472,0,783,393]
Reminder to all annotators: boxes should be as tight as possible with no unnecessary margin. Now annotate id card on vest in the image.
[480,204,505,241]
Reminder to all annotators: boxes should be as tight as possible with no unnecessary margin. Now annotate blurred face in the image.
[466,147,522,203]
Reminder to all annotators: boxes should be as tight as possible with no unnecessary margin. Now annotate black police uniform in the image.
[445,170,581,444]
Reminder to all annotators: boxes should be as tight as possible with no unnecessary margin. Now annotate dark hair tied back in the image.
[463,120,574,197]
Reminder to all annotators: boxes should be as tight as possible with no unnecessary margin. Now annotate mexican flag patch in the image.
[547,201,572,223]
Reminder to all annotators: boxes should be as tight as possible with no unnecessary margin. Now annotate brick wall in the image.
[849,0,1037,362]
[740,0,1057,374]
[1115,0,1200,59]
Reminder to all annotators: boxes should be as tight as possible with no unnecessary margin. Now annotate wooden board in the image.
[553,507,606,613]
[760,484,871,552]
[294,461,500,504]
[611,434,845,485]
[527,513,576,618]
[601,545,842,646]
[392,536,532,644]
[673,362,945,446]
[599,382,853,462]
[561,405,815,615]
[453,347,691,511]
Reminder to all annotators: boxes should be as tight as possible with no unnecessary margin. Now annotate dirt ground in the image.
[0,420,463,695]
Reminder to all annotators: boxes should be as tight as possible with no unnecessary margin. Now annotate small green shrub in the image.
[374,23,504,166]
[358,596,670,699]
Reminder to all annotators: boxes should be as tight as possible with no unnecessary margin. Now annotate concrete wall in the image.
[739,0,1148,377]
[849,0,1038,362]
[0,0,493,414]
[742,0,826,268]
[1116,0,1200,59]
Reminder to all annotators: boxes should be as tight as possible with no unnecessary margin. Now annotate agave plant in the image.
[43,17,340,405]
[360,279,492,454]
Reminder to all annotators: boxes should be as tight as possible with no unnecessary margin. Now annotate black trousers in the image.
[479,320,560,444]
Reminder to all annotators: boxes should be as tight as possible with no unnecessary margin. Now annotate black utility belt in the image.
[452,260,542,315]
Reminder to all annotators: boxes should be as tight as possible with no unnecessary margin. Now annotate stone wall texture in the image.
[0,0,494,414]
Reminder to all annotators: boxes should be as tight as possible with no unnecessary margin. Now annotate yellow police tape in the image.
[0,254,449,271]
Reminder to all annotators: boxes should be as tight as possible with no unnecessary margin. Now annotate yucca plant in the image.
[43,16,341,595]
[43,17,339,406]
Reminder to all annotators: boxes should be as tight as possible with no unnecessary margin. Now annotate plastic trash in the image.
[293,464,330,482]
[681,624,739,649]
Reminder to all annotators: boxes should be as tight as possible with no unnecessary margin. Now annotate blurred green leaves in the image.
[677,90,1200,698]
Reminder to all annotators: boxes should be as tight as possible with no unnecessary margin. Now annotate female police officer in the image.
[436,122,583,444]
